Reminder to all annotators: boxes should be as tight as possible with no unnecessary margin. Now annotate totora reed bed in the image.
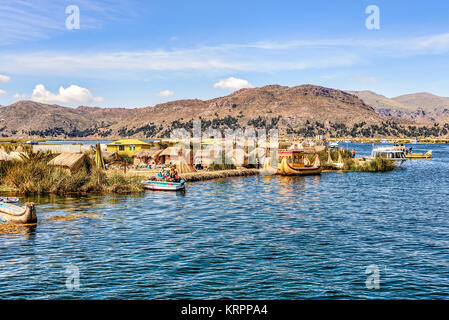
[0,152,144,195]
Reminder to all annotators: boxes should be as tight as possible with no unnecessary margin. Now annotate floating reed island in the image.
[174,168,260,182]
[0,138,399,197]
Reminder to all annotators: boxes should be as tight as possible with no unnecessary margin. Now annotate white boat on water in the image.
[410,139,419,144]
[0,197,19,203]
[380,139,390,144]
[344,139,352,143]
[371,146,407,164]
[328,142,339,149]
[142,180,186,191]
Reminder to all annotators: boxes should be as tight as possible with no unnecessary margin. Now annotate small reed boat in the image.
[406,150,432,159]
[0,202,36,224]
[142,180,186,191]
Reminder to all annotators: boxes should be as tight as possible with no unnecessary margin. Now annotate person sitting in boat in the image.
[157,168,170,180]
[172,168,180,182]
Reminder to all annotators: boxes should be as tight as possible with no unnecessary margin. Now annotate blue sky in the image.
[1,0,449,108]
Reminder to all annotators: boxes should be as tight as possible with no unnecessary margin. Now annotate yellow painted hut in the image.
[106,139,151,157]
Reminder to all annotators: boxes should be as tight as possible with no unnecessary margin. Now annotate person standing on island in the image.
[352,149,356,158]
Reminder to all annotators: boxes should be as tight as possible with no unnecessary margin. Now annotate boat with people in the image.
[0,202,36,224]
[264,149,322,176]
[406,150,432,159]
[371,146,407,164]
[142,166,186,191]
[142,180,186,191]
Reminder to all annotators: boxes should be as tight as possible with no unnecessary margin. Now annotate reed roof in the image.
[0,149,13,161]
[133,149,162,158]
[48,152,85,170]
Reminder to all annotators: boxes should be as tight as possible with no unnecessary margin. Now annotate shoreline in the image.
[123,168,261,182]
[1,138,449,144]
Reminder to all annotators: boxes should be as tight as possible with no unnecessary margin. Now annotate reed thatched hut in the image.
[160,147,192,165]
[194,149,219,167]
[48,152,86,173]
[8,151,26,161]
[102,150,119,163]
[0,149,13,161]
[132,149,162,166]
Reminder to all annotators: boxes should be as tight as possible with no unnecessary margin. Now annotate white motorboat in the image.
[371,146,407,164]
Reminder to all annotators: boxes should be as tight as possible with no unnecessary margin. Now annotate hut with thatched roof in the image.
[0,149,13,161]
[160,147,192,165]
[48,152,86,174]
[231,147,266,167]
[132,149,162,166]
[102,151,119,163]
[8,151,26,161]
[194,148,220,168]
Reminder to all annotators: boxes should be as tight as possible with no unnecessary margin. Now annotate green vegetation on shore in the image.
[343,157,395,172]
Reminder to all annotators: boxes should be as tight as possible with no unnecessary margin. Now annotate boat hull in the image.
[0,202,36,224]
[280,158,322,175]
[143,181,186,191]
[263,157,322,176]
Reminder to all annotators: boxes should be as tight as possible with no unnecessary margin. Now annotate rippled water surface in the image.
[1,143,449,299]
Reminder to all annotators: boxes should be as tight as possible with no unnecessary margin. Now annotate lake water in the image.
[1,143,449,299]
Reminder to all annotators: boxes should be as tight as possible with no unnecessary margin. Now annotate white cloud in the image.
[213,77,252,90]
[0,89,6,95]
[157,90,175,97]
[13,93,28,99]
[0,74,10,83]
[0,32,448,78]
[31,84,104,105]
[352,76,378,84]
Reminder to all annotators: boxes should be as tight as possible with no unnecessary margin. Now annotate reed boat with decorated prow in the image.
[263,149,322,176]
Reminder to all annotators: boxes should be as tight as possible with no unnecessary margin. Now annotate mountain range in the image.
[348,91,449,124]
[1,84,448,139]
